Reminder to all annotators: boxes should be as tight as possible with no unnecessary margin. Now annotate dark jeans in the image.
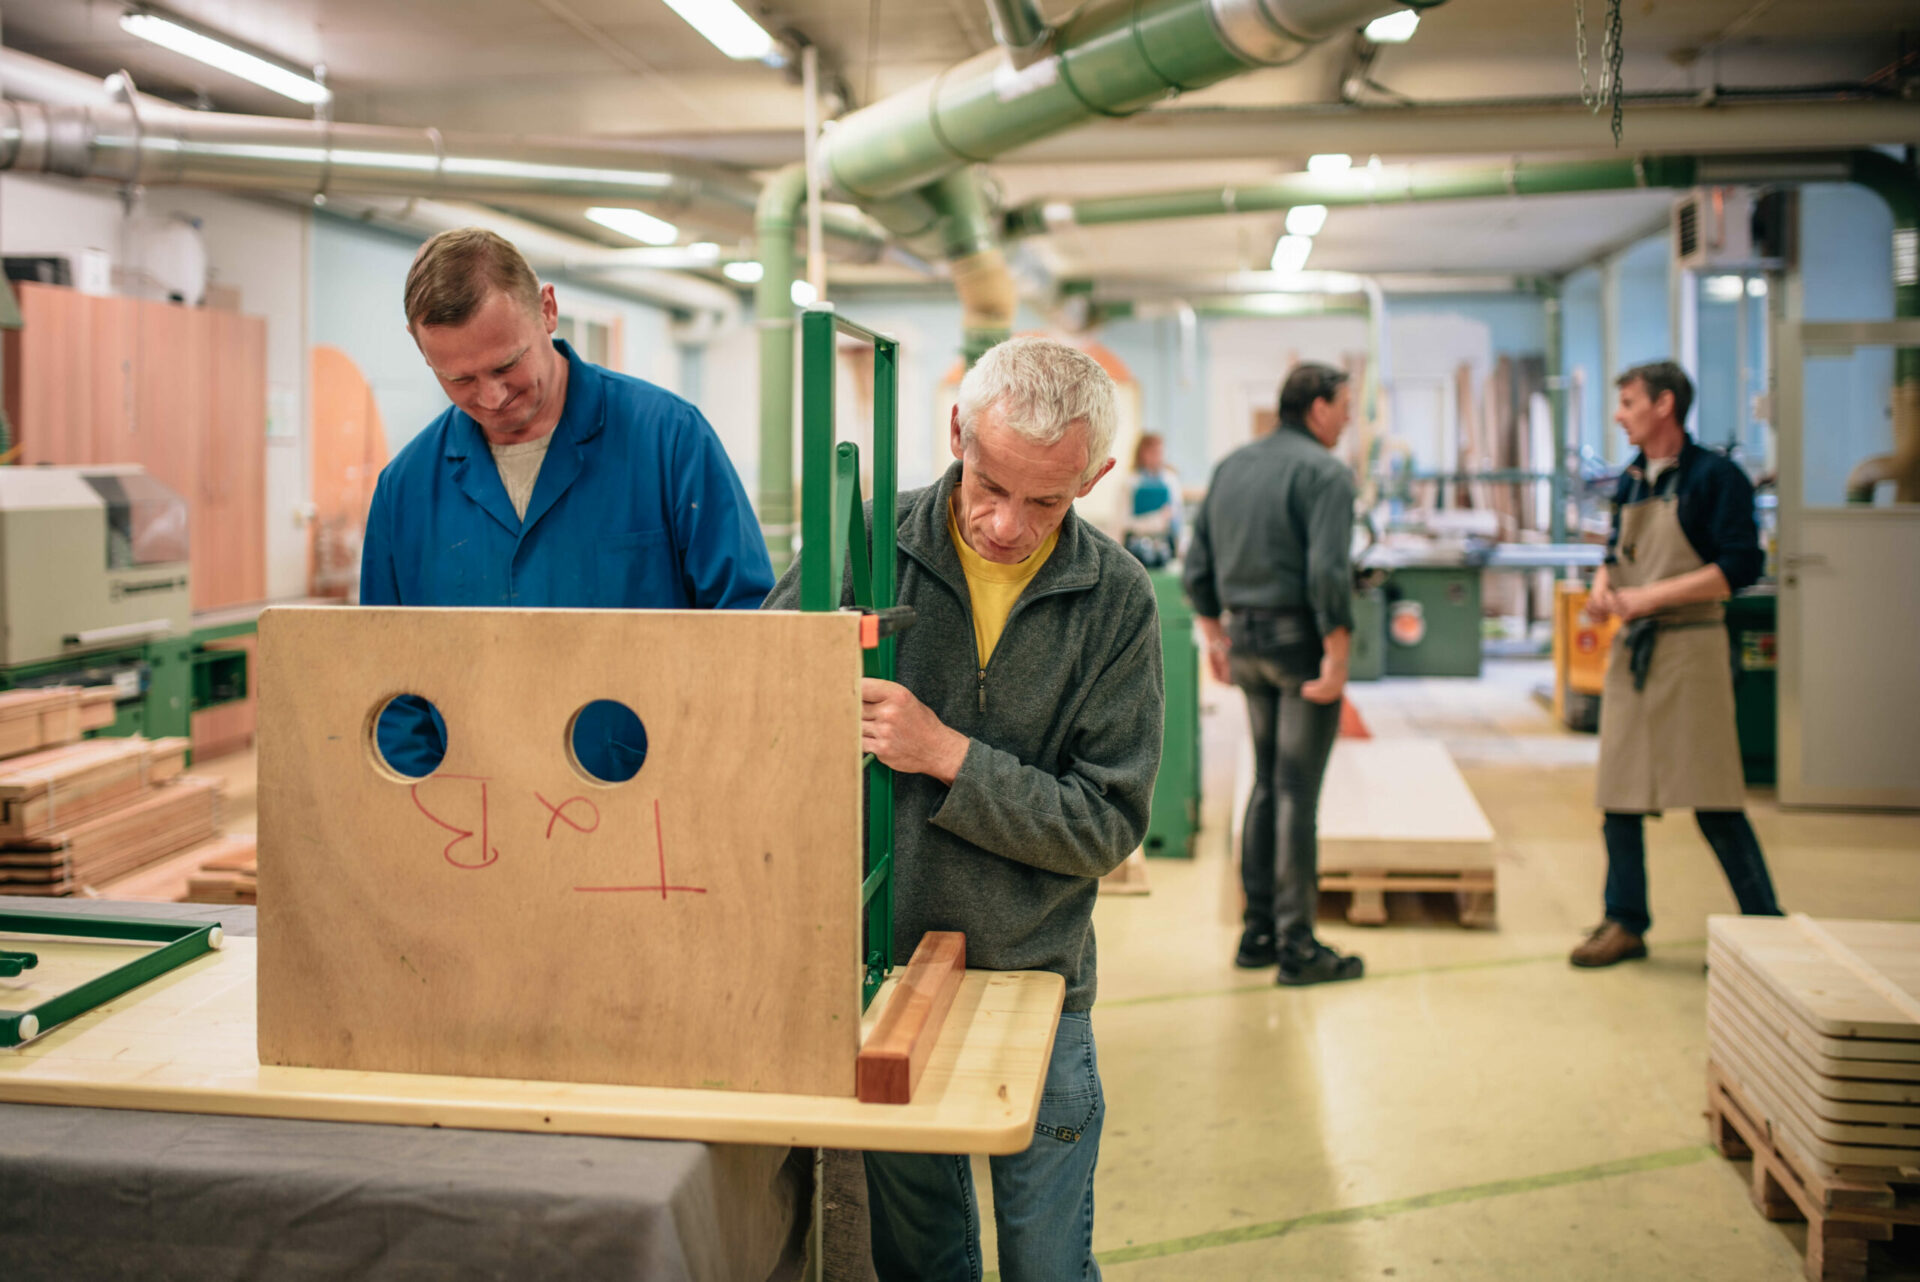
[1602,810,1784,937]
[1231,617,1343,949]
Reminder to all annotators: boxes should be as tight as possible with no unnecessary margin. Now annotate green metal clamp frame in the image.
[0,910,223,1047]
[797,306,901,1010]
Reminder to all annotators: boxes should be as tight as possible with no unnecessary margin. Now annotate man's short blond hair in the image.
[404,227,541,330]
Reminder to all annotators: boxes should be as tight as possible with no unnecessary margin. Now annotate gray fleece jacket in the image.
[765,461,1164,1011]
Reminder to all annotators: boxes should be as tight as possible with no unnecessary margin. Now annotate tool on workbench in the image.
[851,606,917,649]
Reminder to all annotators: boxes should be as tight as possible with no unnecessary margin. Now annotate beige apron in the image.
[1594,481,1746,813]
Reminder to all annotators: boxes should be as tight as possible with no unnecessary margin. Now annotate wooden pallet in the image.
[1708,1061,1920,1282]
[1318,867,1497,928]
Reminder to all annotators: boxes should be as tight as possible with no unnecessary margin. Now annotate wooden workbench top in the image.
[0,938,1064,1154]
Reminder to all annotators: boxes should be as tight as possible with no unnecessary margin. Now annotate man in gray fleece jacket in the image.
[766,336,1162,1282]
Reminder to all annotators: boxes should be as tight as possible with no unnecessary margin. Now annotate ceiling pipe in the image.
[0,68,895,261]
[748,0,1438,566]
[819,0,1426,203]
[992,98,1920,165]
[985,0,1053,69]
[1030,149,1918,507]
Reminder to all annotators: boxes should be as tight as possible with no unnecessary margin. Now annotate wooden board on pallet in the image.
[1711,915,1920,1043]
[1709,997,1920,1140]
[1317,739,1496,874]
[0,937,1065,1154]
[1711,991,1920,1108]
[257,607,864,1099]
[1708,941,1920,1065]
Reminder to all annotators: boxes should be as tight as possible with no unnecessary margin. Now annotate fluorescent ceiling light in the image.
[790,279,819,307]
[1270,234,1314,274]
[1747,277,1768,298]
[1284,204,1329,236]
[585,206,679,246]
[1703,275,1745,303]
[121,12,331,104]
[1363,10,1420,43]
[661,0,775,60]
[723,261,765,284]
[1307,153,1352,174]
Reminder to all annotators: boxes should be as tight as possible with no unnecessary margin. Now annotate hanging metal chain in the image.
[1575,0,1598,108]
[1575,0,1627,142]
[1605,0,1625,145]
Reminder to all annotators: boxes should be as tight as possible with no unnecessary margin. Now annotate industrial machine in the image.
[0,465,250,742]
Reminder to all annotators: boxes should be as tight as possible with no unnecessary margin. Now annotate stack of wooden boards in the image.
[0,709,225,895]
[1705,914,1919,1282]
[0,687,115,757]
[182,834,258,904]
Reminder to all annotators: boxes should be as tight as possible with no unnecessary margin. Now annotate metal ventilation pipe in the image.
[0,92,894,261]
[985,0,1052,68]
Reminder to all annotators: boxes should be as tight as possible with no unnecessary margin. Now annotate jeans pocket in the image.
[1033,1015,1101,1144]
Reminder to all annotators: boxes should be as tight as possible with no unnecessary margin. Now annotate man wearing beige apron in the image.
[1571,361,1784,968]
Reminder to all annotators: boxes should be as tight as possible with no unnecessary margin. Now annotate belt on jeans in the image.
[1622,615,1720,692]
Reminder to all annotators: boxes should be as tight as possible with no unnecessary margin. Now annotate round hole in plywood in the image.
[566,700,648,785]
[368,694,448,781]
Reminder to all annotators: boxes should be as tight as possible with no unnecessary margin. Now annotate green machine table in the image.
[1144,568,1200,857]
[1726,587,1777,787]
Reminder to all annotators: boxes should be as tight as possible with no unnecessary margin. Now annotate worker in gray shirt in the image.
[767,337,1162,1281]
[1185,362,1364,986]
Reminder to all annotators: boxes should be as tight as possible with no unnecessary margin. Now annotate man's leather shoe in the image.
[1570,921,1648,968]
[1234,931,1279,969]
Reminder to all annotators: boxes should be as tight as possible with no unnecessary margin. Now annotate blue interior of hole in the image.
[572,700,648,783]
[374,695,448,779]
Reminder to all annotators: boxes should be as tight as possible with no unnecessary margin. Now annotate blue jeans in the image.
[1602,809,1783,936]
[866,1011,1104,1282]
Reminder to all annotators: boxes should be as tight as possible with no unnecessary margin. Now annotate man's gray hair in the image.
[956,336,1117,482]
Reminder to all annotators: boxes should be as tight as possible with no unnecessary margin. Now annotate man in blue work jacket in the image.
[361,227,773,777]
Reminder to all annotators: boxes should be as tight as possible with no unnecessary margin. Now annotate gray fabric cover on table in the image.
[0,899,807,1282]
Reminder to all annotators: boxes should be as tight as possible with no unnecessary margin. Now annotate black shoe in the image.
[1276,943,1365,987]
[1234,931,1279,969]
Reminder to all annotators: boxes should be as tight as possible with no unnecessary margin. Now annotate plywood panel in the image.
[9,282,91,464]
[88,294,137,467]
[0,937,1063,1154]
[203,309,268,609]
[308,346,389,599]
[257,607,866,1098]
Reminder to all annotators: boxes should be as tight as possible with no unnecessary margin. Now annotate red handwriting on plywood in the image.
[573,799,708,897]
[409,775,501,870]
[534,792,601,839]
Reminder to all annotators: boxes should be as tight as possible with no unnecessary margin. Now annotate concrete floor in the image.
[970,659,1920,1281]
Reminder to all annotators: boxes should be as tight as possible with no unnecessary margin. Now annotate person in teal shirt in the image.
[1121,431,1184,567]
[361,228,772,778]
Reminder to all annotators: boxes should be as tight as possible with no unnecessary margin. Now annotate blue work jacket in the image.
[360,340,773,776]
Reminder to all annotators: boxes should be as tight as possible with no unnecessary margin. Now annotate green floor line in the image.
[1101,936,1708,1010]
[982,1144,1716,1279]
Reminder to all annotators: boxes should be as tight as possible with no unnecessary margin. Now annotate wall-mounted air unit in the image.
[1673,187,1787,273]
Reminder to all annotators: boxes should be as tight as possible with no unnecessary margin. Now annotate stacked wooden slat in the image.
[183,834,257,904]
[1706,914,1920,1282]
[78,687,118,731]
[0,737,190,840]
[0,687,85,758]
[0,775,223,895]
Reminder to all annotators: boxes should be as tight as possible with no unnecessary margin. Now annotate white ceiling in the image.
[4,0,1916,284]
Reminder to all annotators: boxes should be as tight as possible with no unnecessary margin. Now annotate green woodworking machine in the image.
[0,464,251,744]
